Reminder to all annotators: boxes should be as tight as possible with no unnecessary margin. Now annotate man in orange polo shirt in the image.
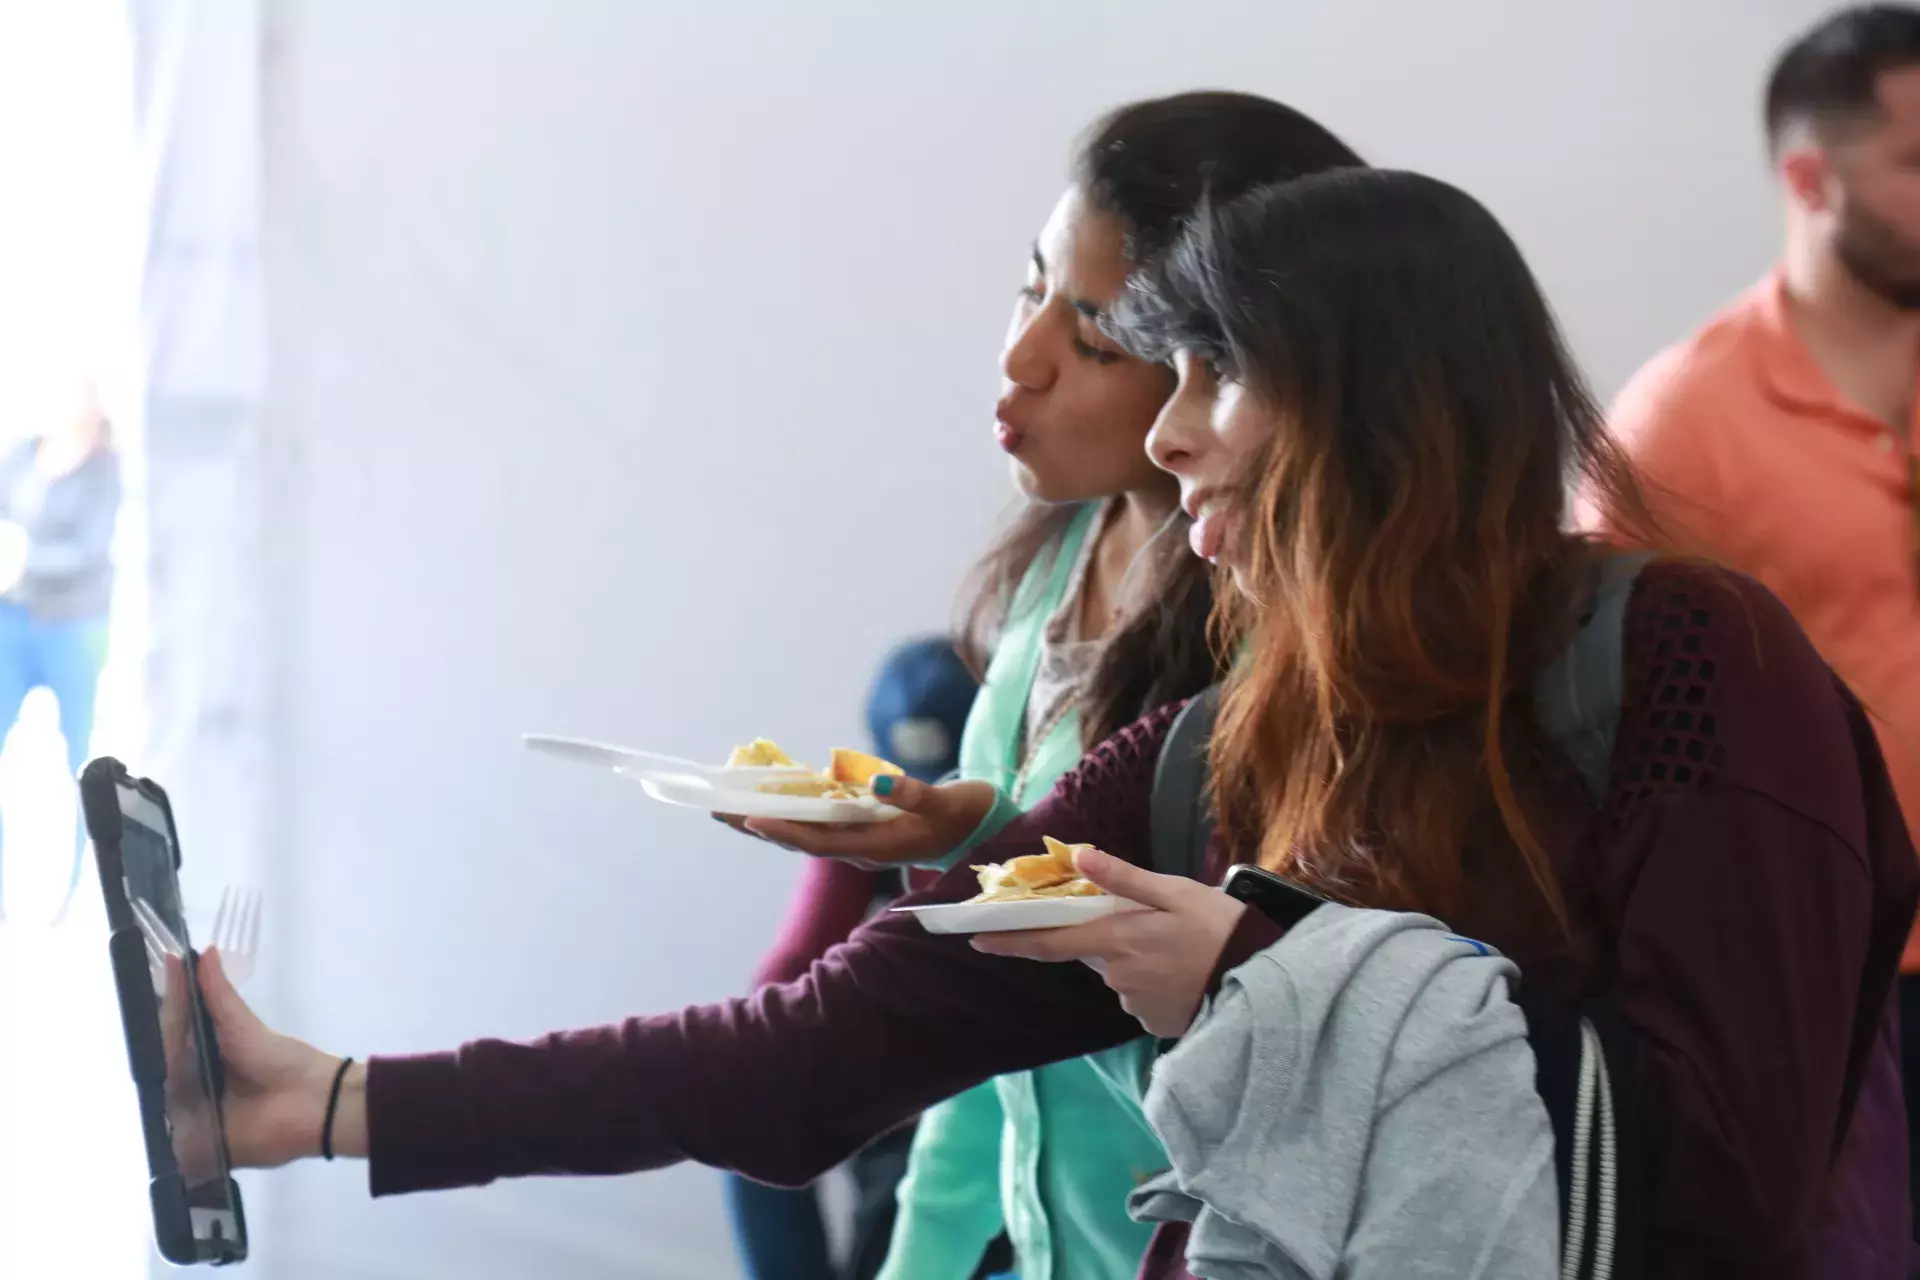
[1596,2,1920,1211]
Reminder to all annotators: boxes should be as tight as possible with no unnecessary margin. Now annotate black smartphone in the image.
[79,758,248,1266]
[1221,862,1329,931]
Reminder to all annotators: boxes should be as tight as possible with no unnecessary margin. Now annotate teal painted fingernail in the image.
[873,776,896,797]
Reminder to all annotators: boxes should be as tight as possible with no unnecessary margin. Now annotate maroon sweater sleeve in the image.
[1603,567,1906,1271]
[363,705,1182,1197]
[1205,909,1283,997]
[1614,788,1869,1268]
[751,860,881,988]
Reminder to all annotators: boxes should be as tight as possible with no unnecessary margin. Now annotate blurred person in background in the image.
[1590,3,1920,1221]
[0,376,121,923]
[725,636,996,1280]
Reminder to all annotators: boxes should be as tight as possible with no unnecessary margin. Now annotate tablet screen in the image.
[117,784,243,1252]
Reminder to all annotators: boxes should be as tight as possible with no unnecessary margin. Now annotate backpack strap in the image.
[1583,1002,1647,1280]
[1531,552,1655,802]
[1149,687,1220,882]
[1515,984,1646,1280]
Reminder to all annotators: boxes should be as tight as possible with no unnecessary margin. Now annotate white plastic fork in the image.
[209,886,262,987]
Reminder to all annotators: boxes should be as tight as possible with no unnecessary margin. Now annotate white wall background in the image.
[256,1,1834,1276]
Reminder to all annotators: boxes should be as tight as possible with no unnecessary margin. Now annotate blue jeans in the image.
[724,1175,835,1280]
[724,1124,1015,1280]
[0,601,109,912]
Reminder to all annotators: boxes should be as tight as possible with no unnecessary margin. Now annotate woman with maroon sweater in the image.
[199,170,1917,1278]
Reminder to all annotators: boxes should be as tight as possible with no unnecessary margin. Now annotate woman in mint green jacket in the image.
[799,94,1364,1280]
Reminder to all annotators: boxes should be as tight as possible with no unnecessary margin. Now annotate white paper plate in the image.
[893,895,1148,935]
[630,769,902,825]
[524,734,813,788]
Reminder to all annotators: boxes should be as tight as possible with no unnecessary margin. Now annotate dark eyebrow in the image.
[1031,243,1104,319]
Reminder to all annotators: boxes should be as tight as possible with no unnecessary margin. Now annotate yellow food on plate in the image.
[970,836,1108,902]
[728,739,800,768]
[742,745,906,801]
[758,776,864,800]
[828,747,907,787]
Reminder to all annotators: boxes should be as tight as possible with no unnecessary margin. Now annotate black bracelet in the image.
[321,1057,355,1161]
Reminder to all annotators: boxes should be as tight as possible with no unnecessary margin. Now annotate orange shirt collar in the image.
[1748,269,1853,417]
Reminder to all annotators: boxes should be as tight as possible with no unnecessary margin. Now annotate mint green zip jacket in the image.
[879,505,1165,1280]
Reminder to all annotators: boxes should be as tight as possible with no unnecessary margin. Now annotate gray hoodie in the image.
[1128,904,1558,1280]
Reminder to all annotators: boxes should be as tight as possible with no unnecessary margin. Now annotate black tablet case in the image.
[79,757,247,1266]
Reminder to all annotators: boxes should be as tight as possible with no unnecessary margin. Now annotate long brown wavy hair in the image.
[1113,170,1658,923]
[957,91,1364,745]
